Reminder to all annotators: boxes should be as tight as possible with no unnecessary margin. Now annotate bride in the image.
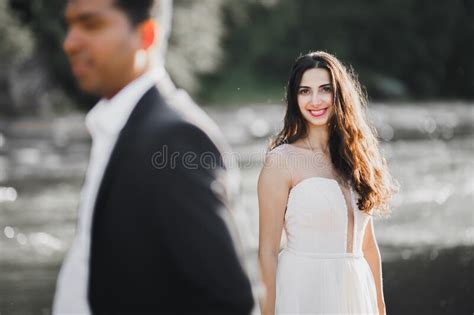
[258,51,396,314]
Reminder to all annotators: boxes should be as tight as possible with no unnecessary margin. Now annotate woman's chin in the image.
[304,116,329,128]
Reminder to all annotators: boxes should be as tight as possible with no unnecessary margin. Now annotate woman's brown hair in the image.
[271,51,397,216]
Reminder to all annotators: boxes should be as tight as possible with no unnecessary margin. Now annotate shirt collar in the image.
[85,66,166,138]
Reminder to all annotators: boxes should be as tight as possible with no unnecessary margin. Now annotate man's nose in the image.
[63,27,82,56]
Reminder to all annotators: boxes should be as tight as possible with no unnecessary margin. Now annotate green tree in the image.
[200,0,474,103]
[0,0,33,115]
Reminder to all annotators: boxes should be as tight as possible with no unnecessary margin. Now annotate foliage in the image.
[0,0,33,70]
[4,0,474,113]
[0,0,34,115]
[167,0,226,92]
[200,0,474,103]
[8,0,228,110]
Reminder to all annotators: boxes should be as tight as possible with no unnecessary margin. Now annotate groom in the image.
[53,0,254,313]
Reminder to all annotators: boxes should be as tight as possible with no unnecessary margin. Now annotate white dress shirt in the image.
[53,68,165,314]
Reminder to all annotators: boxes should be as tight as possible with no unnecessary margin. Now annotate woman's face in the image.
[297,68,334,128]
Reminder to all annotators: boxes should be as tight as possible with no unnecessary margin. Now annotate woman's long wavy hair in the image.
[271,51,397,216]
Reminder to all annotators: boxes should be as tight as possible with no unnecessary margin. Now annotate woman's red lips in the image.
[308,108,328,118]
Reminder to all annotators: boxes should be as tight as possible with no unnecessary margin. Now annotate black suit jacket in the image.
[87,85,254,314]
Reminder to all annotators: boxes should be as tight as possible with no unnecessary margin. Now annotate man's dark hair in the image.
[114,0,156,26]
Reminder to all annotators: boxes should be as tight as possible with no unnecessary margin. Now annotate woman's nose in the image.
[311,92,322,105]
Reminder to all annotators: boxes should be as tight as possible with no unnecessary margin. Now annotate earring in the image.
[134,49,147,70]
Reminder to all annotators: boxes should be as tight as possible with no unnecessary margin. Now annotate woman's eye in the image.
[298,89,310,95]
[322,86,332,93]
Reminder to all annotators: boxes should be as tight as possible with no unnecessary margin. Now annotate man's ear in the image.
[140,19,157,50]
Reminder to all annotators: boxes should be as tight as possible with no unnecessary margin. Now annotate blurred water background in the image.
[1,102,473,314]
[1,0,473,314]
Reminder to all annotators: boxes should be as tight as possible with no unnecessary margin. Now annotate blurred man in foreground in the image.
[53,0,255,313]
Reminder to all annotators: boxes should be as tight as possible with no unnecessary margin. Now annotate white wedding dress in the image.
[272,144,378,314]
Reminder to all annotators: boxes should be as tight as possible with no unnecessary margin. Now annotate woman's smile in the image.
[308,107,328,118]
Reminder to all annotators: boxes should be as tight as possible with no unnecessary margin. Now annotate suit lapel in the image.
[91,85,161,233]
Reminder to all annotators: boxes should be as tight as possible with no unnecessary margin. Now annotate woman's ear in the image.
[141,19,158,50]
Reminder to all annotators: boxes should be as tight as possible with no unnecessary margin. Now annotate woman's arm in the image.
[258,151,291,315]
[363,217,386,315]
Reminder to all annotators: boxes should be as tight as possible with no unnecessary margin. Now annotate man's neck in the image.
[103,67,150,100]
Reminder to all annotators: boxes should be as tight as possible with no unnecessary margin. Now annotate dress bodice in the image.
[270,143,371,255]
[285,177,370,255]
